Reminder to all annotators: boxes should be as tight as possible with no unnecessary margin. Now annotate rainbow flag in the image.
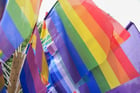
[0,0,42,62]
[0,63,5,91]
[20,45,47,93]
[31,26,49,85]
[45,0,139,92]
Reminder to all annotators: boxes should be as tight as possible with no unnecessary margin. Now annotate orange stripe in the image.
[107,51,130,83]
[68,0,130,83]
[72,5,110,54]
[30,0,41,14]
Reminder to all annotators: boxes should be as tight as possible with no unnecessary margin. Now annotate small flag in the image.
[31,26,49,85]
[20,45,46,93]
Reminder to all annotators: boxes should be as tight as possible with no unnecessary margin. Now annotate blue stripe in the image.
[49,8,88,77]
[84,72,101,93]
[0,86,6,93]
[50,56,72,93]
[1,11,24,49]
[20,59,36,93]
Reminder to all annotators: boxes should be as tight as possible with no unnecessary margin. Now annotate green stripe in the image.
[7,0,32,39]
[41,35,52,44]
[91,67,110,93]
[55,3,98,70]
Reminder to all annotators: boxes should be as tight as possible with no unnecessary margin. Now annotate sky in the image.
[38,0,140,31]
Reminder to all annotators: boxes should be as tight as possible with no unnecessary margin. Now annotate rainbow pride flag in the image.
[0,0,42,62]
[31,26,49,85]
[20,45,47,93]
[45,0,139,92]
[0,63,5,91]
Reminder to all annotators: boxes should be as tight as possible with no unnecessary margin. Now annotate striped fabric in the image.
[20,45,46,93]
[47,52,78,93]
[45,0,139,92]
[0,0,42,62]
[107,22,140,93]
[40,21,78,92]
[41,21,53,52]
[0,63,5,91]
[31,26,49,85]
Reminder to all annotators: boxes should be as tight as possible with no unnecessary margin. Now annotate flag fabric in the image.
[0,0,7,21]
[40,21,77,92]
[121,22,140,73]
[107,22,140,93]
[107,77,140,93]
[20,45,47,93]
[40,21,53,52]
[45,0,139,92]
[31,26,49,85]
[0,63,5,91]
[0,86,6,93]
[47,52,78,93]
[0,0,42,62]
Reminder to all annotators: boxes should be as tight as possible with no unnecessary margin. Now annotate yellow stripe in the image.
[32,34,36,49]
[16,0,37,28]
[59,0,120,88]
[100,60,120,88]
[59,0,106,64]
[41,52,49,82]
[41,28,49,39]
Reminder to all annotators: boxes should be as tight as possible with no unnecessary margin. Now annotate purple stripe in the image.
[27,46,46,93]
[46,17,81,83]
[79,83,90,93]
[34,27,43,71]
[107,77,140,93]
[54,81,67,93]
[0,0,7,20]
[20,59,36,93]
[0,64,2,75]
[1,11,24,48]
[121,22,140,73]
[0,26,15,61]
[47,42,57,55]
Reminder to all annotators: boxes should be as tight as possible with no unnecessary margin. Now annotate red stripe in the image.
[69,0,139,79]
[82,0,130,41]
[80,0,139,79]
[111,37,139,79]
